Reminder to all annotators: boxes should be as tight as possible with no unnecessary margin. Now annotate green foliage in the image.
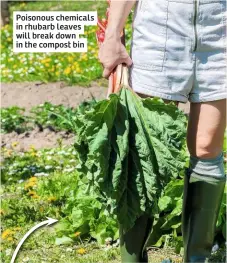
[31,101,97,132]
[1,106,31,133]
[147,177,226,251]
[56,178,119,244]
[146,179,184,250]
[216,187,227,240]
[1,145,118,251]
[30,102,78,132]
[1,102,98,134]
[74,87,187,232]
[1,144,77,183]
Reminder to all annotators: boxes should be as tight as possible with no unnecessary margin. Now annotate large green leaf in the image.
[90,211,119,244]
[74,87,187,231]
[158,180,184,212]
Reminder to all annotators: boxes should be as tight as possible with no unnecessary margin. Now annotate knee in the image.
[196,140,221,159]
[188,135,222,159]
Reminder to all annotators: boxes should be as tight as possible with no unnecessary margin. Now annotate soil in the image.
[1,82,107,151]
[1,82,190,151]
[1,127,75,152]
[1,81,107,111]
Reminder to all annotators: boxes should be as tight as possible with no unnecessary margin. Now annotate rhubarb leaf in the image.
[74,87,187,231]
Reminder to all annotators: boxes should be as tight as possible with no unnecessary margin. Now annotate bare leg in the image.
[187,99,226,159]
[183,99,226,262]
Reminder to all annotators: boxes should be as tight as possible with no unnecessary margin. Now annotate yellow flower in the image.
[41,58,51,64]
[29,145,37,156]
[64,67,71,75]
[55,71,60,76]
[27,189,39,199]
[74,232,81,237]
[31,194,39,199]
[27,190,36,196]
[30,151,37,157]
[29,177,37,183]
[7,37,12,42]
[29,145,36,150]
[6,149,12,157]
[45,63,50,68]
[45,58,51,63]
[1,229,13,239]
[67,56,74,62]
[13,65,17,69]
[76,248,86,255]
[11,141,19,147]
[7,237,13,242]
[47,196,57,202]
[81,54,87,61]
[76,68,82,74]
[73,62,79,67]
[24,180,36,189]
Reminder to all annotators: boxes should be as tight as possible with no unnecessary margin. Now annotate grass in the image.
[1,144,225,263]
[1,222,121,263]
[1,144,121,262]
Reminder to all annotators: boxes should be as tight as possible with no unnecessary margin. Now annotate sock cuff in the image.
[189,152,226,178]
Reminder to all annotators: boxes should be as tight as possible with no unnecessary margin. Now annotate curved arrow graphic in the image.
[10,217,58,263]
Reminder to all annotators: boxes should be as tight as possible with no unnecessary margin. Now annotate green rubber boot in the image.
[182,169,226,263]
[119,214,154,263]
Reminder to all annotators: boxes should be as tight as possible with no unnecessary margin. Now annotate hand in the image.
[98,31,132,79]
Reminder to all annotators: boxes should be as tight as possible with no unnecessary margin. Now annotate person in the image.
[98,0,227,262]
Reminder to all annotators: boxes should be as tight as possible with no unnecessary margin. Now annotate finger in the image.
[124,56,133,67]
[103,68,112,79]
[119,56,132,67]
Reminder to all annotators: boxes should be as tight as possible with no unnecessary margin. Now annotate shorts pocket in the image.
[199,0,226,51]
[131,0,169,72]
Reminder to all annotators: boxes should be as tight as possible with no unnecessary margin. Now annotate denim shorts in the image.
[129,0,227,103]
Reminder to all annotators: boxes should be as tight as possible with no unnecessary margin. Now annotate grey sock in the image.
[189,152,226,179]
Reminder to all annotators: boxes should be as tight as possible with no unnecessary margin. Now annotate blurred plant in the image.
[1,107,32,133]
